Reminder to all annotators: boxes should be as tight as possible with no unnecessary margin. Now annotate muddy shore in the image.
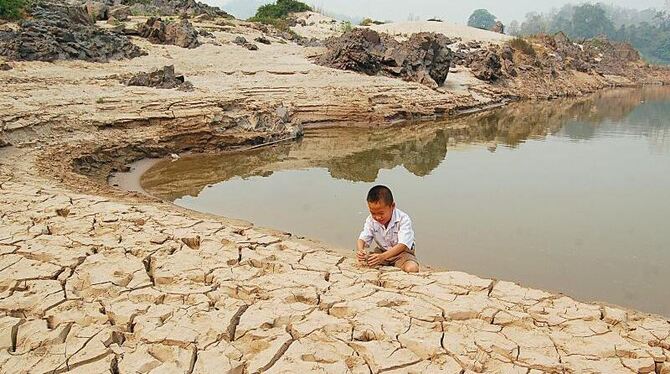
[1,13,670,374]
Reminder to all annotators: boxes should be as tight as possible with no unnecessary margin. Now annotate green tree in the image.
[571,4,615,39]
[0,0,26,19]
[467,9,497,30]
[250,0,311,21]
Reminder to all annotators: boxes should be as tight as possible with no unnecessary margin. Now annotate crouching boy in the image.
[356,185,419,273]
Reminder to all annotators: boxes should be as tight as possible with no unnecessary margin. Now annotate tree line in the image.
[506,3,670,64]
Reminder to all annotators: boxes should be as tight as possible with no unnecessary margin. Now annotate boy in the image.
[356,185,420,273]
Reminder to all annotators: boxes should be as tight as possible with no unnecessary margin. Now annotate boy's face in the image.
[367,201,395,227]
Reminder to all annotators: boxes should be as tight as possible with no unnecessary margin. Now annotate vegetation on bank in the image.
[509,37,536,57]
[248,0,310,32]
[249,0,310,22]
[468,9,497,30]
[359,17,385,26]
[508,2,670,64]
[0,0,27,20]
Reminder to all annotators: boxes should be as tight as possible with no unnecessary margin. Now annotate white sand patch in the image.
[369,21,512,44]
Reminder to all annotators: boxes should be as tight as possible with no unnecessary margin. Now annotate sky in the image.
[214,0,669,24]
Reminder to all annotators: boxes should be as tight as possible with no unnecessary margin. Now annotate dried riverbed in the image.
[1,14,670,374]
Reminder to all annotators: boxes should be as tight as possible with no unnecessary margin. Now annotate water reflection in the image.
[142,87,670,201]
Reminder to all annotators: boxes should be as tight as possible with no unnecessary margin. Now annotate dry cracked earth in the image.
[1,152,670,374]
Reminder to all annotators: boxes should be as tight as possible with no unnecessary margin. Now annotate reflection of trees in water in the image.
[141,87,670,200]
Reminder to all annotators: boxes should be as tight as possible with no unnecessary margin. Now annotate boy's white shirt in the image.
[358,208,415,251]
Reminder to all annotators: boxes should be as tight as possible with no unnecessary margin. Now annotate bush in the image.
[509,37,536,57]
[360,17,384,26]
[0,0,27,20]
[249,0,311,22]
[340,20,352,33]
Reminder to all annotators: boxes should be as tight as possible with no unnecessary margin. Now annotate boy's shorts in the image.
[371,246,418,269]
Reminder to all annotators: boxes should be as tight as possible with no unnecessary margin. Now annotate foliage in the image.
[340,20,352,33]
[513,2,670,64]
[360,17,384,26]
[509,37,536,57]
[0,0,26,20]
[467,9,497,30]
[249,0,311,22]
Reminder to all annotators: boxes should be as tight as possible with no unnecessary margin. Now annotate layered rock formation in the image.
[0,3,144,62]
[318,29,454,88]
[137,17,201,49]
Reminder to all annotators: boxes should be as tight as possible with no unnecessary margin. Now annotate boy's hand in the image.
[367,252,387,267]
[356,249,367,265]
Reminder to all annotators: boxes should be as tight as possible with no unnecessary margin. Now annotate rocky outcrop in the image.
[124,0,232,18]
[318,29,454,88]
[0,3,144,62]
[126,65,194,91]
[137,17,201,49]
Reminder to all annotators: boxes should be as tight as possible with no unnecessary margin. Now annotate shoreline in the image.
[1,14,669,373]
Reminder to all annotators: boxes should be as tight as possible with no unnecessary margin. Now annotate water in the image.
[140,87,670,317]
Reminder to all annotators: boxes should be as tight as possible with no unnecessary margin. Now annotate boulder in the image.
[85,1,109,21]
[126,65,194,91]
[0,3,145,62]
[318,29,454,88]
[137,18,200,49]
[108,5,130,22]
[233,36,258,51]
[254,36,271,45]
[0,62,11,70]
[469,50,502,81]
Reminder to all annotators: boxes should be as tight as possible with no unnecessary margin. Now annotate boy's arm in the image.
[356,218,373,264]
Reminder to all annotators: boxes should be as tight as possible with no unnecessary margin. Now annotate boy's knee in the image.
[403,261,419,273]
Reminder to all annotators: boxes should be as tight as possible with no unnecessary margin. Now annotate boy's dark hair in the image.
[367,185,394,206]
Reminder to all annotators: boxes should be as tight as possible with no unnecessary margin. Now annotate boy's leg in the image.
[389,247,419,273]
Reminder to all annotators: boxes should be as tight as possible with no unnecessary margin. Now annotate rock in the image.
[127,0,232,18]
[85,1,109,21]
[232,35,258,50]
[470,50,502,81]
[107,16,120,26]
[126,65,194,91]
[491,21,505,34]
[198,29,214,38]
[108,5,130,22]
[0,3,144,62]
[0,62,11,71]
[137,18,200,49]
[254,36,271,45]
[318,29,454,88]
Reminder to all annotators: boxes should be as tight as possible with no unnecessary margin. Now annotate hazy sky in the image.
[215,0,669,23]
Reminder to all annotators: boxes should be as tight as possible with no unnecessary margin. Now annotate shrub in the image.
[0,0,27,20]
[249,0,311,22]
[360,17,385,26]
[340,20,352,33]
[509,37,536,57]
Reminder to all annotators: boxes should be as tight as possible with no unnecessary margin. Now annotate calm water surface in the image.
[141,88,670,317]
